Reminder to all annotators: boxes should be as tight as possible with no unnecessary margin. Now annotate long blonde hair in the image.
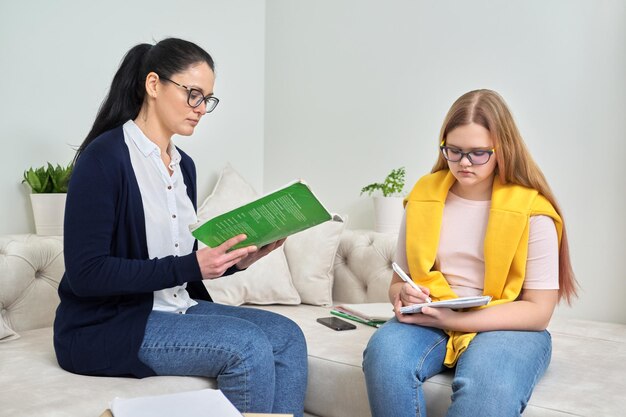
[433,89,577,304]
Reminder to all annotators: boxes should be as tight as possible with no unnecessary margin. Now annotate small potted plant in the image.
[360,166,406,234]
[23,162,73,235]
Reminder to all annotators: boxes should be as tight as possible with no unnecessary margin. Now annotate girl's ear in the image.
[145,71,159,98]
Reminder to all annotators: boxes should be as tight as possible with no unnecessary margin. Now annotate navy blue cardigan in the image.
[54,126,229,378]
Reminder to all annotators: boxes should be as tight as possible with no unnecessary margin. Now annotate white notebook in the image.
[110,388,242,417]
[400,296,492,314]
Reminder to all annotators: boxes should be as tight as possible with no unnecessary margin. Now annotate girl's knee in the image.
[363,326,409,372]
[450,376,528,416]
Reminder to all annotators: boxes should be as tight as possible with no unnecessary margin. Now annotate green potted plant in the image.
[361,166,406,233]
[23,162,73,235]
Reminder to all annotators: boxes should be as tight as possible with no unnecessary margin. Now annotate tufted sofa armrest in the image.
[332,229,397,304]
[0,234,64,333]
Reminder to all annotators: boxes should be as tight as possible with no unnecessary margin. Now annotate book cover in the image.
[191,180,342,250]
[333,303,395,322]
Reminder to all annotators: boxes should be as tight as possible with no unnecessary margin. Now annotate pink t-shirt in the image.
[395,191,559,297]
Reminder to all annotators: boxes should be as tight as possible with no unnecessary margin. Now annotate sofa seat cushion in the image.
[0,327,214,417]
[252,304,455,417]
[529,317,626,417]
[253,305,626,417]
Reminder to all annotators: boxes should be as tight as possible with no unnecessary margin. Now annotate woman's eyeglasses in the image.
[160,77,219,113]
[440,146,495,165]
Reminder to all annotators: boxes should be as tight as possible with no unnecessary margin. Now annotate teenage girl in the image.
[363,89,577,417]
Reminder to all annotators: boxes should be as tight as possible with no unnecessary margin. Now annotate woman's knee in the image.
[262,312,307,358]
[280,315,307,346]
[228,322,276,375]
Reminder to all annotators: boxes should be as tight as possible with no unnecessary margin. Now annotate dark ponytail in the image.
[75,38,215,162]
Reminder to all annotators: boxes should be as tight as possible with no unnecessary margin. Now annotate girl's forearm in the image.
[450,290,558,333]
[388,280,403,304]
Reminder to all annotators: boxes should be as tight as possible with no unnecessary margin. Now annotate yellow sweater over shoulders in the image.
[403,170,562,366]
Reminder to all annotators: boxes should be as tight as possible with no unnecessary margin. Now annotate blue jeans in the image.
[138,300,308,416]
[363,318,551,417]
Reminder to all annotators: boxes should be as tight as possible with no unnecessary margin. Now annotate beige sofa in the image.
[1,231,625,417]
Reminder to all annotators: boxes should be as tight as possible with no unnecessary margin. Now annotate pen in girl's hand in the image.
[392,262,432,303]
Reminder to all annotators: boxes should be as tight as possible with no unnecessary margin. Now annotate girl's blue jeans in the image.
[137,300,308,416]
[363,318,551,417]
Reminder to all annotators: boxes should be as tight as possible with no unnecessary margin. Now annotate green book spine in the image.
[192,181,333,250]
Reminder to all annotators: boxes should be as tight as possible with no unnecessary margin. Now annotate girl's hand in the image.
[393,294,458,329]
[235,238,286,270]
[196,234,257,279]
[398,282,431,306]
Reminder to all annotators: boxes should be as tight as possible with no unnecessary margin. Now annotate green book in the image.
[191,180,342,250]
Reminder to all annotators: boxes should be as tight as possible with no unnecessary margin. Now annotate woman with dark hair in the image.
[363,89,577,417]
[54,38,307,416]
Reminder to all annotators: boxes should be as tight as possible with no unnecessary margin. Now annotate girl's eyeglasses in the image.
[440,146,495,165]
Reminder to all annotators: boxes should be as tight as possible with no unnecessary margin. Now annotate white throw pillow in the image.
[196,164,301,306]
[0,315,19,343]
[283,219,345,306]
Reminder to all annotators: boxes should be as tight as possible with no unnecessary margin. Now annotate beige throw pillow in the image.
[196,164,301,306]
[283,220,345,306]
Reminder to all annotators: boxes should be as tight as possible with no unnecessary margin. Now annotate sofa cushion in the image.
[284,220,345,306]
[197,164,300,306]
[332,229,395,304]
[0,327,214,417]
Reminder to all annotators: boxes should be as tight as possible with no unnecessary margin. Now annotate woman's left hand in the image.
[235,238,287,270]
[393,294,458,330]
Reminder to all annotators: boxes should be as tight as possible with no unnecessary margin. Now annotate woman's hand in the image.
[196,234,258,280]
[235,238,286,270]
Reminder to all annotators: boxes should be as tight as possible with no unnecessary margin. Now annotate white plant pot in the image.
[373,196,404,234]
[30,193,67,236]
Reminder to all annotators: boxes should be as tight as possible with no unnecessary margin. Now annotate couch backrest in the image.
[0,230,396,332]
[0,235,64,332]
[333,229,397,304]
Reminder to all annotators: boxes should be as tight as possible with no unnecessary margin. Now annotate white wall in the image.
[2,0,625,324]
[265,0,626,323]
[0,0,266,233]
